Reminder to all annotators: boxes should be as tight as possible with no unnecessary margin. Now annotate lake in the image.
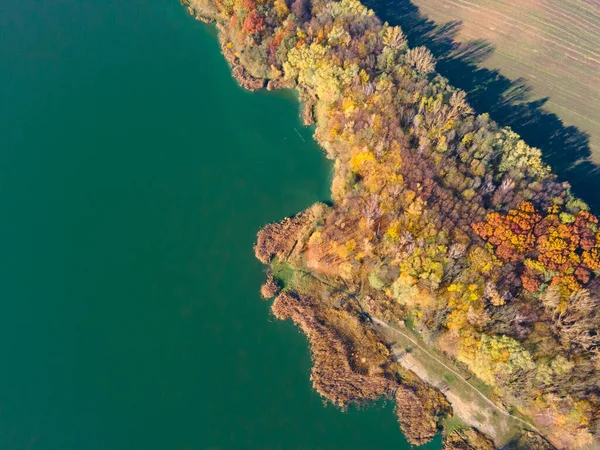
[0,0,441,448]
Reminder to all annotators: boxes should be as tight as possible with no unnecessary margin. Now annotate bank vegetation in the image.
[182,0,600,447]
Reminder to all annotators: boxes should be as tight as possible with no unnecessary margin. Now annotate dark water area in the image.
[0,0,442,449]
[361,0,600,214]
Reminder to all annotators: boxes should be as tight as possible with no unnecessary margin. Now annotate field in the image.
[364,0,600,209]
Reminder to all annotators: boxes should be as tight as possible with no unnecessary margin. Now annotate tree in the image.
[291,0,311,22]
[405,47,436,75]
[552,288,600,352]
[242,9,265,34]
[472,202,600,293]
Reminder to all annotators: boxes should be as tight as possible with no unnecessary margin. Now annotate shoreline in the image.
[181,0,600,447]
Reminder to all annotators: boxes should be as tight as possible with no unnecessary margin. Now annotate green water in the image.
[0,1,442,449]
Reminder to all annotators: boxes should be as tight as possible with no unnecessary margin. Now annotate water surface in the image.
[0,0,441,448]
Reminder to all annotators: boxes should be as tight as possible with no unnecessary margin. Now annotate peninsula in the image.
[182,0,600,447]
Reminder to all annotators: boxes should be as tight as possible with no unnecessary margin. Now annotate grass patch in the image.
[271,259,295,287]
[444,373,456,383]
[442,415,468,434]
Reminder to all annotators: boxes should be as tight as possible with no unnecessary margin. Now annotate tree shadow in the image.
[362,0,600,212]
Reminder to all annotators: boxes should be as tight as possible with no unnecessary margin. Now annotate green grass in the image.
[271,259,296,286]
[442,415,469,434]
[444,373,456,383]
[374,322,526,446]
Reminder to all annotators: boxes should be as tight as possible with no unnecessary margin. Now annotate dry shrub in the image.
[271,292,395,408]
[255,210,313,264]
[260,274,280,299]
[395,380,451,445]
[255,204,326,264]
[443,428,495,450]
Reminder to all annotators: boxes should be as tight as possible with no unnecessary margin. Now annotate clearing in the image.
[370,317,536,447]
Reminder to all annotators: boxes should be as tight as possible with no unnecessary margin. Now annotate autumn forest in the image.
[184,0,600,447]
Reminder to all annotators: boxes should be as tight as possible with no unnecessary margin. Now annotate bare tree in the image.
[362,194,382,230]
[405,47,436,75]
[552,288,600,352]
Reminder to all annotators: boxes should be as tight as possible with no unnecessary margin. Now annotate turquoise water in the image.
[0,0,442,448]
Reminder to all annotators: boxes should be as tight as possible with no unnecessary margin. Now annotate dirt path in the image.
[370,317,543,441]
[278,264,547,444]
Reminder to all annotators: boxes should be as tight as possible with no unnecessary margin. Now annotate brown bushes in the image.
[271,292,395,408]
[255,204,325,264]
[255,212,310,263]
[231,65,265,91]
[260,274,280,299]
[395,381,451,445]
[443,429,495,450]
